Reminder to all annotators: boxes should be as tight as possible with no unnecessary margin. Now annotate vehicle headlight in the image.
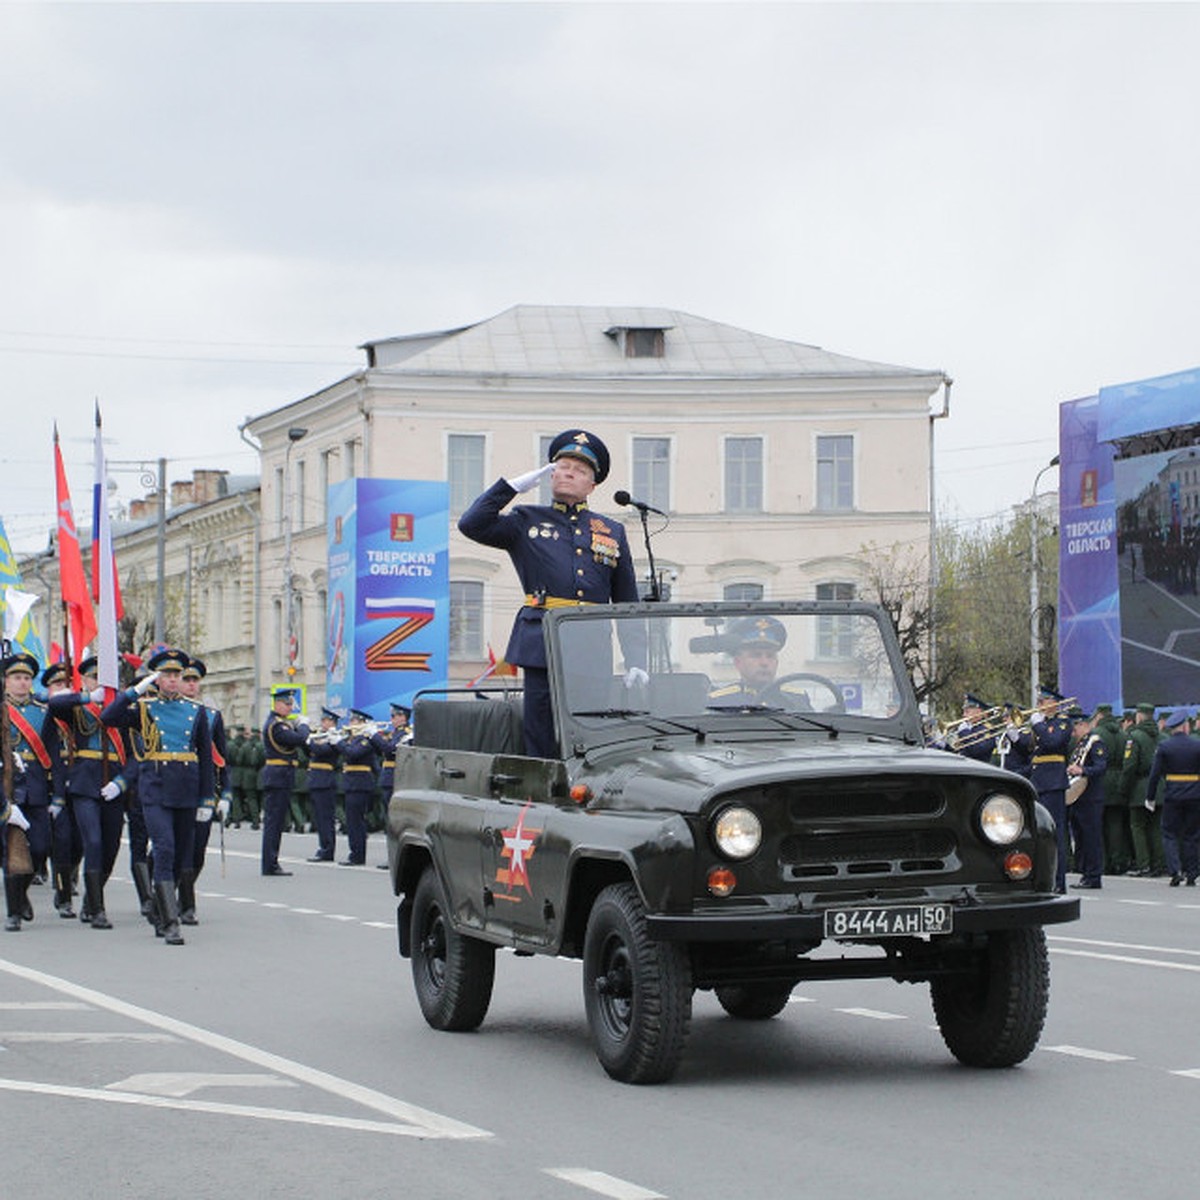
[712,805,762,859]
[979,793,1025,845]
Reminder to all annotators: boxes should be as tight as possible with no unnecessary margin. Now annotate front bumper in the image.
[645,893,1080,942]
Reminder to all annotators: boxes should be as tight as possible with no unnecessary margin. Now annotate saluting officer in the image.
[1145,708,1200,887]
[260,687,308,876]
[339,709,379,866]
[101,648,213,945]
[305,708,342,863]
[178,657,230,924]
[3,652,63,932]
[1014,686,1073,893]
[457,429,645,758]
[1065,706,1108,889]
[45,655,129,928]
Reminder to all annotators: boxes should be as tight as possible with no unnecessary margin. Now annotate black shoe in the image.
[306,854,333,863]
[1169,875,1182,887]
[31,873,45,886]
[21,899,33,922]
[250,822,261,830]
[262,865,293,876]
[1186,877,1198,887]
[338,858,364,866]
[1071,881,1102,889]
[4,915,20,932]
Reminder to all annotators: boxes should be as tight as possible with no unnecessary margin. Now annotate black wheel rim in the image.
[595,931,634,1038]
[420,904,448,992]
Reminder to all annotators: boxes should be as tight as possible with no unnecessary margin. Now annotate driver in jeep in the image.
[707,616,812,709]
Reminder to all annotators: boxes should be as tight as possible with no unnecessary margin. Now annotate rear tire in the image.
[715,983,793,1020]
[931,928,1049,1067]
[583,882,692,1084]
[410,867,495,1032]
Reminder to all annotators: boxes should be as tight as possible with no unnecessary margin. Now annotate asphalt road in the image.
[2,827,1197,1200]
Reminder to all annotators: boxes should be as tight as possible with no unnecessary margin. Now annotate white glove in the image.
[196,806,214,823]
[1029,711,1044,725]
[49,799,64,820]
[89,687,107,704]
[623,667,650,689]
[507,462,554,494]
[11,751,25,775]
[1144,799,1156,813]
[101,780,122,801]
[217,797,231,821]
[133,672,160,696]
[6,804,29,832]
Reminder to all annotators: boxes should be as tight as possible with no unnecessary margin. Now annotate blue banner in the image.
[1058,396,1122,709]
[325,479,450,719]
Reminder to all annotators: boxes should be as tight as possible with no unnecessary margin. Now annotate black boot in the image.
[154,881,184,945]
[55,867,77,918]
[177,869,198,926]
[83,872,112,930]
[4,875,28,932]
[19,874,34,922]
[132,862,156,924]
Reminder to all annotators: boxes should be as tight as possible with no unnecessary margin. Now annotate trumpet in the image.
[307,728,346,746]
[343,718,388,739]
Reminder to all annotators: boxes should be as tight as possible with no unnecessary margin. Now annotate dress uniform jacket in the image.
[6,696,63,809]
[1146,729,1200,882]
[47,692,128,801]
[260,713,310,789]
[950,718,996,763]
[1014,712,1072,890]
[457,479,642,670]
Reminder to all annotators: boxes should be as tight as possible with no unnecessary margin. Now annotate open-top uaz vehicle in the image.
[385,601,1079,1083]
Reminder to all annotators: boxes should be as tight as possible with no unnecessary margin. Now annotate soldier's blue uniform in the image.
[101,648,213,944]
[948,694,997,763]
[1015,688,1072,892]
[340,711,379,865]
[458,430,642,757]
[3,653,65,931]
[997,704,1032,778]
[1146,710,1200,886]
[305,708,342,862]
[708,617,813,708]
[371,703,410,834]
[1066,710,1108,889]
[260,688,309,876]
[46,656,128,928]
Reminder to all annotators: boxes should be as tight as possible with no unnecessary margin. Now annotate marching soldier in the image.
[1013,686,1072,893]
[950,693,997,763]
[178,657,231,924]
[46,655,129,928]
[1145,709,1200,887]
[1122,702,1165,876]
[1065,706,1107,889]
[457,429,645,757]
[305,708,342,862]
[3,652,63,932]
[101,648,213,945]
[339,710,379,865]
[260,687,308,876]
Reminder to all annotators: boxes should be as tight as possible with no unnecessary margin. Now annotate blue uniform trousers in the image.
[522,667,554,758]
[1162,798,1200,880]
[143,804,196,886]
[1070,793,1104,886]
[310,784,336,859]
[261,785,291,872]
[73,796,126,882]
[1040,789,1068,892]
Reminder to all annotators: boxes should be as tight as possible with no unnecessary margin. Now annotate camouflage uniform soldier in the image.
[1092,704,1130,874]
[1122,703,1166,876]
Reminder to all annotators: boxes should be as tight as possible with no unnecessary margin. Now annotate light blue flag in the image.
[0,517,47,661]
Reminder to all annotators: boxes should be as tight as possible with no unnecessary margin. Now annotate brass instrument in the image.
[307,727,346,746]
[950,697,1079,753]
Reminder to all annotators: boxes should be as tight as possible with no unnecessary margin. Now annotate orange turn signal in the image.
[570,784,592,805]
[707,867,737,897]
[1003,851,1033,880]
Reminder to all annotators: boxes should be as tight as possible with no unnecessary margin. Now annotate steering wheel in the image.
[761,672,845,714]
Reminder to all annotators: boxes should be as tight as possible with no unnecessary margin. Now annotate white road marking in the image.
[291,907,321,915]
[323,913,358,922]
[1051,935,1200,958]
[1171,1069,1200,1080]
[0,1002,90,1010]
[1,1032,176,1044]
[1050,948,1200,973]
[108,1072,296,1097]
[835,1007,906,1021]
[0,1079,440,1136]
[0,957,490,1141]
[1117,899,1164,907]
[786,995,817,1004]
[1043,1045,1134,1062]
[544,1168,666,1199]
[363,921,392,929]
[261,902,289,909]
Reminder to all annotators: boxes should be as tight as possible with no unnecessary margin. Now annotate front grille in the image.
[779,781,943,821]
[779,828,957,880]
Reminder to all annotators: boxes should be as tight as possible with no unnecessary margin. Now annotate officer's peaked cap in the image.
[548,429,609,484]
[2,652,39,677]
[40,661,71,688]
[183,656,207,679]
[147,647,188,673]
[1166,708,1190,730]
[729,616,787,652]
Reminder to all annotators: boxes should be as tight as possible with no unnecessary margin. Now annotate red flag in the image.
[54,424,97,673]
[466,644,519,688]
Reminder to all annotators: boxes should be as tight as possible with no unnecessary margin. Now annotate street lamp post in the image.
[283,427,308,679]
[1030,454,1061,707]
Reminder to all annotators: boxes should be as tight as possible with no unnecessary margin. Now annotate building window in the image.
[449,580,484,659]
[816,435,854,511]
[725,437,763,512]
[343,439,358,480]
[632,437,670,512]
[626,328,665,358]
[274,466,284,532]
[295,459,307,530]
[319,450,334,520]
[816,581,856,658]
[723,582,763,602]
[448,434,485,514]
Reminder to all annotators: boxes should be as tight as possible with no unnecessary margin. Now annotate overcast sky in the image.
[3,1,1198,556]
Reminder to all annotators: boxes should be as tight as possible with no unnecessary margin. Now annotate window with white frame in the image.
[723,582,763,602]
[724,437,763,513]
[448,434,486,514]
[816,435,854,511]
[632,437,670,513]
[815,581,856,658]
[449,580,485,658]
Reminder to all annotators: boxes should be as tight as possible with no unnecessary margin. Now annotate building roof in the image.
[360,304,940,380]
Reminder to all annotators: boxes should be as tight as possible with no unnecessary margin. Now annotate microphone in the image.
[613,490,667,517]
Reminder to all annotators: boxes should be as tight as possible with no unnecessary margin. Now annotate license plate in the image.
[823,903,952,939]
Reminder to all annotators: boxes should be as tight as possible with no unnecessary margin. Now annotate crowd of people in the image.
[940,690,1200,891]
[0,647,412,945]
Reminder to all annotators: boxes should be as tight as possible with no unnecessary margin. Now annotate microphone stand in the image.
[632,507,662,601]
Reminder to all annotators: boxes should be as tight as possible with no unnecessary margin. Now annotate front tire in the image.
[931,928,1049,1067]
[715,983,793,1020]
[410,867,495,1032]
[583,882,692,1084]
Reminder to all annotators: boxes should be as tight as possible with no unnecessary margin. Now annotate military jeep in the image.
[385,601,1079,1084]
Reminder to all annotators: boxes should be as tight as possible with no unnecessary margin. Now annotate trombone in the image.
[950,697,1078,753]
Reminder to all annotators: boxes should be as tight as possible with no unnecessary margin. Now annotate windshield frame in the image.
[544,600,922,757]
